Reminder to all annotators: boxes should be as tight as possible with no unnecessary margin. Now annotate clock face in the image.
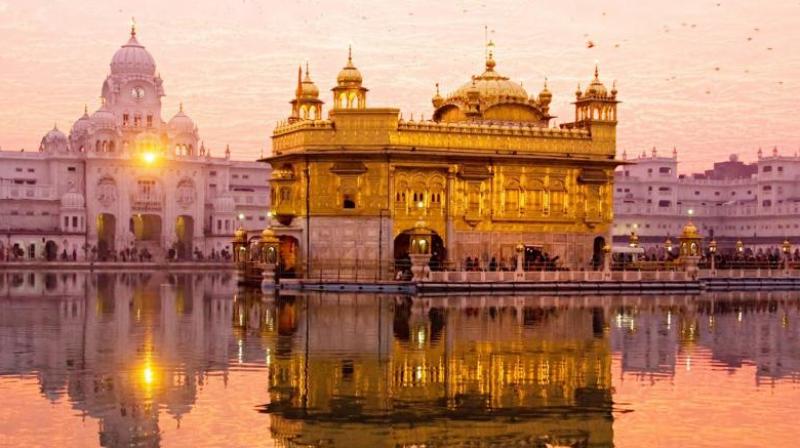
[131,87,145,100]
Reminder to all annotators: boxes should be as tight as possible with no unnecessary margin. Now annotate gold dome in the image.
[299,63,320,98]
[336,46,363,85]
[433,47,551,124]
[584,66,608,97]
[680,221,700,239]
[261,227,279,244]
[449,53,529,102]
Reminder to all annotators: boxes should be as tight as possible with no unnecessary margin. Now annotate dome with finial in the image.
[90,100,116,130]
[431,83,444,108]
[70,105,91,137]
[680,221,700,239]
[584,65,608,97]
[110,21,156,75]
[538,77,552,106]
[336,46,363,85]
[448,50,529,103]
[40,125,68,153]
[433,42,551,125]
[299,63,320,98]
[168,103,196,134]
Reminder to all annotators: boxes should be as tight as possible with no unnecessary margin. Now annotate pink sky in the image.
[0,0,798,173]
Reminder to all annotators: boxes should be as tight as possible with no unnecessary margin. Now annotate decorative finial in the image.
[83,104,88,115]
[53,122,58,131]
[130,17,136,38]
[435,82,440,95]
[305,61,310,77]
[348,45,352,64]
[594,64,599,80]
[543,76,549,90]
[179,102,183,113]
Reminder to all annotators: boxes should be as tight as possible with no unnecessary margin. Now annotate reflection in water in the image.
[0,271,799,447]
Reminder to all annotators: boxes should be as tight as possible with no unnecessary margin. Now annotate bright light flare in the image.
[143,366,154,385]
[142,151,157,164]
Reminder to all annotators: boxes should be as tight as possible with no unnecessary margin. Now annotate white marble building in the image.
[0,26,270,261]
[613,147,800,251]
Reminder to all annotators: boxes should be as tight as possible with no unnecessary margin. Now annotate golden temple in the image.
[266,43,621,275]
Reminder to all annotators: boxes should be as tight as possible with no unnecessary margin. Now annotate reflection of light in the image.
[415,366,423,381]
[737,311,743,322]
[237,339,243,364]
[417,328,426,347]
[143,366,154,385]
[266,348,271,367]
[616,313,636,331]
[667,311,672,330]
[238,213,245,220]
[685,356,692,371]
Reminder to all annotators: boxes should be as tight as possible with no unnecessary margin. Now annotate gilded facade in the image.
[267,46,621,275]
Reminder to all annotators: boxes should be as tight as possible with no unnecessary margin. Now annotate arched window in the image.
[504,180,522,212]
[549,180,567,214]
[350,93,359,108]
[340,93,348,109]
[343,194,356,209]
[528,180,544,211]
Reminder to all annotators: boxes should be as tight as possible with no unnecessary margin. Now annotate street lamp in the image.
[665,237,673,255]
[628,230,639,248]
[782,239,791,271]
[709,239,717,272]
[736,239,744,255]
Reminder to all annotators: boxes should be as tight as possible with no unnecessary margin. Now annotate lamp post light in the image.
[665,237,673,260]
[708,239,717,273]
[735,239,744,257]
[782,239,791,272]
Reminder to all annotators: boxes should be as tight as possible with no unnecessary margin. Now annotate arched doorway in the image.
[175,215,194,260]
[131,214,162,241]
[592,236,606,270]
[393,230,446,270]
[44,240,58,261]
[97,213,116,259]
[278,236,299,277]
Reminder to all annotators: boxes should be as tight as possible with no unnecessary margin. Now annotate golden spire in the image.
[296,64,302,96]
[305,61,310,78]
[594,64,599,80]
[348,45,353,65]
[179,102,184,113]
[83,104,88,116]
[485,39,496,71]
[543,77,549,91]
[130,16,136,38]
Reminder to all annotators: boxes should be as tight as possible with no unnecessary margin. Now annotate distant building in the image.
[0,26,270,261]
[613,148,800,250]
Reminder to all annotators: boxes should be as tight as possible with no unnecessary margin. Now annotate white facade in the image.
[613,148,800,251]
[0,27,270,261]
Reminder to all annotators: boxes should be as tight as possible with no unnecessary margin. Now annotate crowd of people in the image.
[0,244,233,263]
